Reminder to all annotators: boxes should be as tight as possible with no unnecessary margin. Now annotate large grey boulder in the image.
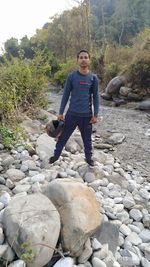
[105,76,125,95]
[42,179,102,257]
[3,193,60,267]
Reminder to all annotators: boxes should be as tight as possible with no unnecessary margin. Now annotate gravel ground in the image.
[97,103,150,179]
[48,91,150,179]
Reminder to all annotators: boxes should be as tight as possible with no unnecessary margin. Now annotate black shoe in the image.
[49,156,59,164]
[86,159,95,167]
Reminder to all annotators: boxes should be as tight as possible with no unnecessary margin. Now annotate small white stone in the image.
[8,259,26,267]
[0,192,11,206]
[92,238,102,250]
[92,256,107,267]
[119,224,132,236]
[53,257,74,267]
[31,173,45,183]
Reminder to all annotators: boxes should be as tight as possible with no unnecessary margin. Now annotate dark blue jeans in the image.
[54,112,92,160]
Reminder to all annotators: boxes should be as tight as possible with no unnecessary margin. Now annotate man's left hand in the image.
[90,116,97,124]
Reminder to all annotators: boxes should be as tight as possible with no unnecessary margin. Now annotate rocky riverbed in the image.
[0,90,149,267]
[48,91,150,179]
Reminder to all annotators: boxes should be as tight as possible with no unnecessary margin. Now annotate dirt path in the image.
[48,91,150,178]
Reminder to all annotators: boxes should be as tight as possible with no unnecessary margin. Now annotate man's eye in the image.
[80,56,88,59]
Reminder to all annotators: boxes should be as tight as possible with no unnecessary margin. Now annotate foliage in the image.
[0,51,49,121]
[91,0,150,46]
[1,0,150,62]
[127,52,150,89]
[54,59,77,86]
[104,62,120,84]
[0,124,26,149]
[131,28,150,51]
[0,126,15,148]
[4,38,19,57]
[20,242,35,263]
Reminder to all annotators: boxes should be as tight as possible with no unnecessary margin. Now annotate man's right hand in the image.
[57,114,64,121]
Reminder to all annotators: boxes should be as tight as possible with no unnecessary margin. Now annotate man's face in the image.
[77,52,90,68]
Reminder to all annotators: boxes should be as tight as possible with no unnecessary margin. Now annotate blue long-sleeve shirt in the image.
[59,70,100,117]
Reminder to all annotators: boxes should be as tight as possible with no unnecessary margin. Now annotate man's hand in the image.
[90,116,97,124]
[57,114,64,121]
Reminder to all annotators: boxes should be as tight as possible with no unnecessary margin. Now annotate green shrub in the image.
[0,125,26,149]
[54,59,77,86]
[0,126,15,148]
[104,62,120,86]
[0,51,50,121]
[127,52,150,88]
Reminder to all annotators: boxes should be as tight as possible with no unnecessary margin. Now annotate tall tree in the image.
[4,38,19,57]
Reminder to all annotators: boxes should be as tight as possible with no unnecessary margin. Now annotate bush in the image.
[0,126,15,148]
[0,125,26,149]
[54,59,77,86]
[0,51,50,121]
[101,62,120,87]
[127,52,150,89]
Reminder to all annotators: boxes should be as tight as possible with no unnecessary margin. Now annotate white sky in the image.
[0,0,78,53]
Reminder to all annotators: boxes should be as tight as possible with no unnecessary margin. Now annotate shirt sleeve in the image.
[59,73,72,114]
[93,75,100,117]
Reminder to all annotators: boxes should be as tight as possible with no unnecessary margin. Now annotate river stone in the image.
[12,184,31,194]
[92,257,107,267]
[0,176,5,185]
[1,155,15,167]
[3,193,60,267]
[20,118,42,134]
[119,86,131,96]
[42,178,102,257]
[119,224,131,236]
[6,169,25,182]
[0,192,11,206]
[127,92,142,101]
[139,229,150,243]
[65,137,82,153]
[143,214,150,228]
[94,222,119,254]
[78,238,93,264]
[137,100,150,110]
[0,227,4,244]
[125,232,142,246]
[53,257,74,267]
[107,133,125,145]
[141,257,150,267]
[8,260,26,267]
[105,76,125,95]
[129,208,143,221]
[36,133,56,161]
[0,244,8,257]
[101,92,112,100]
[1,242,15,262]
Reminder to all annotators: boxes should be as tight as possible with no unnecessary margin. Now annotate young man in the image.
[49,49,100,166]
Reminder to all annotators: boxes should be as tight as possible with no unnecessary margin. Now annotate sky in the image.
[0,0,78,53]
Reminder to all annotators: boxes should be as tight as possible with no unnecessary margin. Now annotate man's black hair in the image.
[77,49,90,58]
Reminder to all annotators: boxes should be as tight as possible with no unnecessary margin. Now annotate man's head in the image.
[77,49,90,69]
[77,49,90,59]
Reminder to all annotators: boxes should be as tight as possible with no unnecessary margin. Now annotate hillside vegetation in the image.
[0,0,150,144]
